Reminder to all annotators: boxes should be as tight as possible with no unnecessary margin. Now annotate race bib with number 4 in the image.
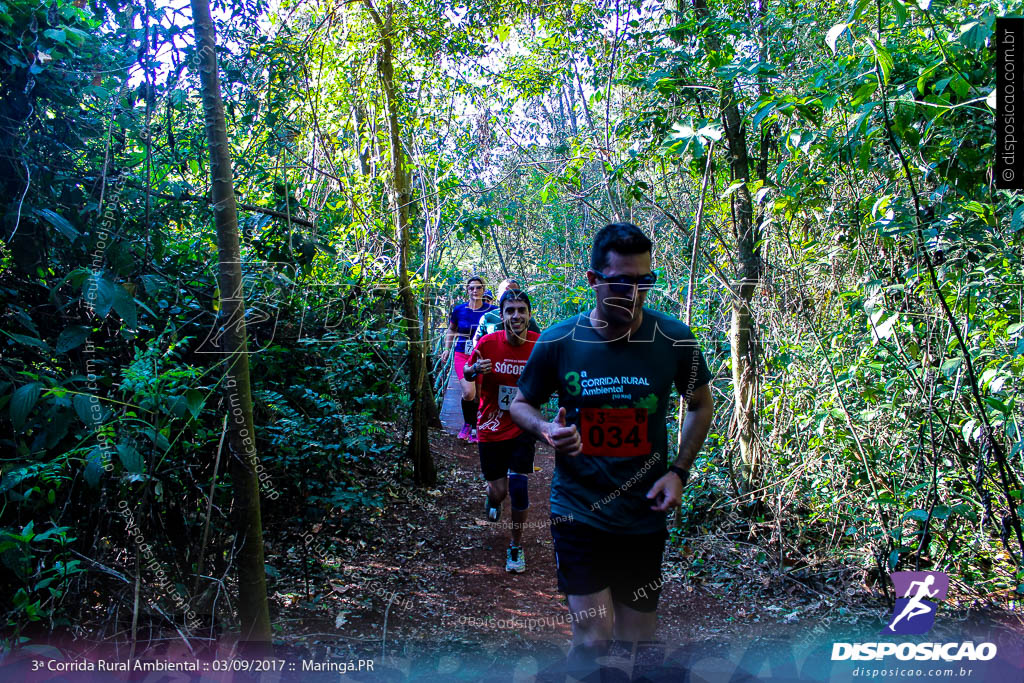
[498,385,518,411]
[580,407,649,457]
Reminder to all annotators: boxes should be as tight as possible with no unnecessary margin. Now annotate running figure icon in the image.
[883,571,949,635]
[887,575,938,631]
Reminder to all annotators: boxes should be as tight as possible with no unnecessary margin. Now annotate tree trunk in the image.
[366,0,436,486]
[689,0,762,488]
[190,0,272,645]
[355,105,371,176]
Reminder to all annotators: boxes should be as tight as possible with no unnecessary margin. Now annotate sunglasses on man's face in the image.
[592,270,658,294]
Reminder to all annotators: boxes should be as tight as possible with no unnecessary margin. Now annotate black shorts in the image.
[478,432,536,481]
[550,515,668,612]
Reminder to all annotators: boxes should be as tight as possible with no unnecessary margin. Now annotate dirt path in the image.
[23,424,1019,681]
[265,423,1024,680]
[273,428,842,661]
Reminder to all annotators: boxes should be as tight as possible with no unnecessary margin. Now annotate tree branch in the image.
[125,182,315,228]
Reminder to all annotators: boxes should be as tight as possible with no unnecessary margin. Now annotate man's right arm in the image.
[510,393,582,456]
[509,392,547,440]
[512,327,582,455]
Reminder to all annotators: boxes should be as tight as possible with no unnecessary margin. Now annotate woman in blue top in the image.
[445,275,497,442]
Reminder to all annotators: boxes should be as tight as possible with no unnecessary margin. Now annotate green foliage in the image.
[0,520,82,637]
[0,0,423,640]
[449,0,1021,602]
[0,0,1018,642]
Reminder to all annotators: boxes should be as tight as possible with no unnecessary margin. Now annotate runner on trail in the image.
[510,222,714,658]
[445,275,498,443]
[472,278,542,346]
[463,288,540,573]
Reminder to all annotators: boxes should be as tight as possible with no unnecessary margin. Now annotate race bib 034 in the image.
[580,407,649,457]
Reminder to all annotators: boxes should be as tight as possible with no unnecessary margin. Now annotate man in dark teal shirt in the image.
[511,222,714,663]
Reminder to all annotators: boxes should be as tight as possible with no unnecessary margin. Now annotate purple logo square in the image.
[882,572,949,635]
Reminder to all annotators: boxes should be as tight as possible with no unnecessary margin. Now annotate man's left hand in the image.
[646,472,683,511]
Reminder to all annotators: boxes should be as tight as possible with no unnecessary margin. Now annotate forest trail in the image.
[6,1,1021,676]
[279,371,832,664]
[272,421,1023,677]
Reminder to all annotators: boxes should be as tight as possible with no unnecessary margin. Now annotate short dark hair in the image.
[466,275,486,286]
[499,288,531,314]
[590,223,652,271]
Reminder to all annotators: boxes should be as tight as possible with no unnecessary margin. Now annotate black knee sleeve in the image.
[508,472,529,511]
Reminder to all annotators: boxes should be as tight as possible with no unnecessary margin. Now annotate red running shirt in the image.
[468,330,540,442]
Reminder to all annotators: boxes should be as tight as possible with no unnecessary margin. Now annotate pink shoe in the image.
[467,431,479,444]
[457,424,471,440]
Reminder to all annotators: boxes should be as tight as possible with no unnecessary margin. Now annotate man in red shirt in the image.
[463,289,540,573]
